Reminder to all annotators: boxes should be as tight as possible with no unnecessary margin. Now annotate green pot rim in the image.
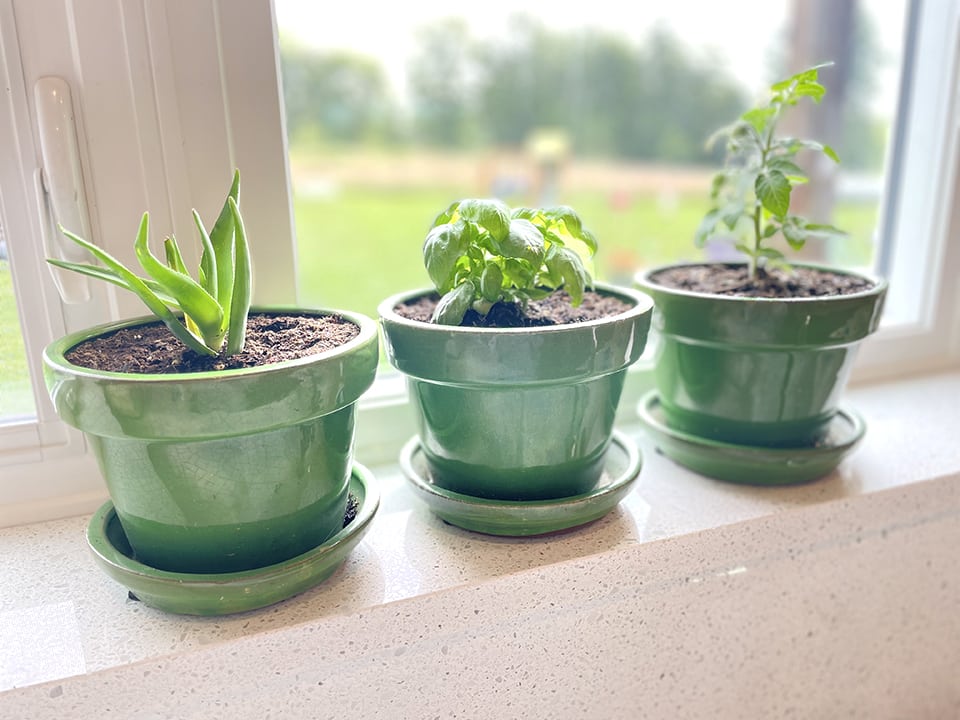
[634,262,887,347]
[378,282,653,336]
[43,305,378,383]
[634,261,888,305]
[378,282,654,385]
[42,306,380,438]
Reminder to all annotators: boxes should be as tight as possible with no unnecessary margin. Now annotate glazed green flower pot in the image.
[635,263,887,448]
[378,284,653,501]
[43,308,379,574]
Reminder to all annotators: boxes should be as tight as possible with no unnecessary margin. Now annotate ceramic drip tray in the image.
[85,464,379,616]
[400,430,643,536]
[638,391,866,485]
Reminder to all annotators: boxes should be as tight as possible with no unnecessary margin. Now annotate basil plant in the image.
[423,198,597,326]
[48,170,251,357]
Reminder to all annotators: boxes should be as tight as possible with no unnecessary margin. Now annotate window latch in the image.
[34,75,91,304]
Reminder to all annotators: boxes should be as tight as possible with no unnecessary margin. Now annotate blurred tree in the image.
[408,18,474,147]
[471,17,746,163]
[474,15,571,147]
[280,41,396,145]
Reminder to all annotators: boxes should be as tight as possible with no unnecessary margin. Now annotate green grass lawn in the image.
[292,186,880,321]
[0,261,37,418]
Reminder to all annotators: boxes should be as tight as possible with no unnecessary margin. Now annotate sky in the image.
[273,0,907,108]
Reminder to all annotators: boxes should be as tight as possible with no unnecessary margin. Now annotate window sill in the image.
[1,369,959,715]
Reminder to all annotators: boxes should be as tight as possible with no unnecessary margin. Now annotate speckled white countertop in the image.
[2,371,960,718]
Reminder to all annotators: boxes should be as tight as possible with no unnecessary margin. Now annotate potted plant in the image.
[378,199,653,535]
[635,65,887,484]
[42,171,380,614]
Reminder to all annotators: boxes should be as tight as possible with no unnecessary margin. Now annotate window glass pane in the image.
[275,1,906,319]
[0,219,36,421]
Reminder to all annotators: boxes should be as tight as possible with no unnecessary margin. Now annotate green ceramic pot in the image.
[635,263,886,448]
[378,284,653,501]
[43,307,379,574]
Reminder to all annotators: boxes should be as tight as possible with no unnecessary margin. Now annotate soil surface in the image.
[394,289,633,327]
[65,313,360,374]
[650,264,874,298]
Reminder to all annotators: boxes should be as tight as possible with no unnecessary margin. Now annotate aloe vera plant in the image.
[423,198,597,326]
[48,170,251,357]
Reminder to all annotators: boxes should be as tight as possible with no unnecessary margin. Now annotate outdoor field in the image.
[1,150,879,417]
[288,149,878,320]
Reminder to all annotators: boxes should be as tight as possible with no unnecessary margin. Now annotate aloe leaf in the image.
[208,170,240,311]
[134,215,224,346]
[192,210,218,298]
[164,237,188,275]
[46,259,182,309]
[58,220,214,356]
[226,196,251,355]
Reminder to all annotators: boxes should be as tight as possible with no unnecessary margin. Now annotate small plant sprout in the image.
[423,198,597,326]
[696,63,847,278]
[48,170,251,357]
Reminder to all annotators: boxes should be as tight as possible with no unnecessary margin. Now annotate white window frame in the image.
[1,0,958,527]
[852,0,960,380]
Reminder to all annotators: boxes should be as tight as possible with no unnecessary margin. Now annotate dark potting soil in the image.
[394,289,633,327]
[65,313,360,374]
[650,264,874,298]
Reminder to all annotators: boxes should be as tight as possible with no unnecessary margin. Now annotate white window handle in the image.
[34,76,91,303]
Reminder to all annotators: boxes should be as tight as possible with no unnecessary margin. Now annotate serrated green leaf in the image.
[709,173,727,201]
[757,247,787,261]
[763,224,779,238]
[781,217,807,250]
[767,158,807,178]
[742,107,776,133]
[803,222,848,239]
[432,280,476,326]
[755,169,791,219]
[794,82,826,102]
[694,209,721,248]
[721,204,745,231]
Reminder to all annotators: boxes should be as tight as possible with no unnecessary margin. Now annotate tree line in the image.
[280,14,884,169]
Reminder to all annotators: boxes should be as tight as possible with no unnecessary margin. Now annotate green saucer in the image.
[400,430,642,536]
[638,391,866,485]
[86,464,379,616]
